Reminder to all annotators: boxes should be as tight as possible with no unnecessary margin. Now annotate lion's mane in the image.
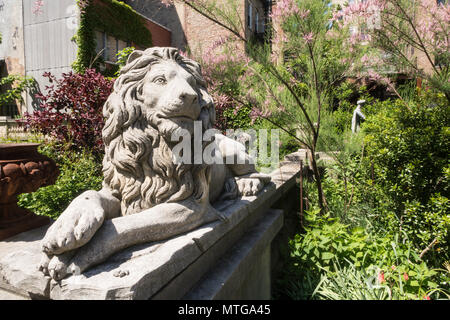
[102,47,216,215]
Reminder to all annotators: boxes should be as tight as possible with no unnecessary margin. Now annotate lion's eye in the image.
[153,77,167,85]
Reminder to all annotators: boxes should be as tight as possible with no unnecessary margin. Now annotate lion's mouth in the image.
[159,114,199,123]
[169,116,195,122]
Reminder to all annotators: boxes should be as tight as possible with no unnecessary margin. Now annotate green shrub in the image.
[363,91,450,259]
[313,258,450,300]
[0,74,36,108]
[18,144,103,219]
[281,208,450,300]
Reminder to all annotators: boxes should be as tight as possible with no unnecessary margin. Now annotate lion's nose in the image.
[176,81,200,119]
[180,91,198,105]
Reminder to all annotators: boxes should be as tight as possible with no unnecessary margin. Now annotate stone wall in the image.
[0,117,30,141]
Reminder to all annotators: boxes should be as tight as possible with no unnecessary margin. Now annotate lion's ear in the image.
[127,50,144,65]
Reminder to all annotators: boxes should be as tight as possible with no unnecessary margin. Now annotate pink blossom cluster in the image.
[270,0,312,62]
[32,0,45,15]
[416,0,450,56]
[270,0,300,21]
[332,0,386,25]
[334,0,449,56]
[196,37,250,131]
[249,107,271,125]
[160,0,174,7]
[200,36,249,85]
[366,69,392,86]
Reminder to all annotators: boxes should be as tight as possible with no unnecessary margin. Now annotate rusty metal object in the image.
[0,143,59,240]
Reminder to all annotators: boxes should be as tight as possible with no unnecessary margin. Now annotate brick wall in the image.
[142,18,171,47]
[126,0,187,49]
[127,0,267,56]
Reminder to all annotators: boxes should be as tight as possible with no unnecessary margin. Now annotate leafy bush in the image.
[312,261,391,300]
[115,46,135,77]
[363,91,450,258]
[21,69,113,156]
[17,143,103,219]
[313,258,450,300]
[279,208,450,300]
[0,75,36,111]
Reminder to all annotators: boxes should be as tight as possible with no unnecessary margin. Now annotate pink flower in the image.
[160,0,173,7]
[391,265,396,270]
[270,0,304,21]
[303,32,314,44]
[377,271,385,283]
[33,0,44,15]
[249,107,271,124]
[403,272,409,281]
[424,295,431,300]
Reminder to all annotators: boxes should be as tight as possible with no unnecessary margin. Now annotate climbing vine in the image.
[73,0,152,73]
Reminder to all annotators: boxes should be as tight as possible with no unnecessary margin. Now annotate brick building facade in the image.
[127,0,270,55]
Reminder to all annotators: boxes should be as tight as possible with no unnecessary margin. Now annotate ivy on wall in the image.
[73,0,152,73]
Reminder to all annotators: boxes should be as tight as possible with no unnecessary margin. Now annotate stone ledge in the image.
[184,209,283,300]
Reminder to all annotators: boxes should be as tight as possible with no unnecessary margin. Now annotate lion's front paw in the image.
[46,251,76,281]
[41,206,105,256]
[38,252,51,275]
[236,178,265,196]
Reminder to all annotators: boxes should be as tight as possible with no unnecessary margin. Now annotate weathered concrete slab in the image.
[0,156,301,300]
[0,224,52,299]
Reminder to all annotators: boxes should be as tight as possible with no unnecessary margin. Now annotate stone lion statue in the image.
[38,47,270,280]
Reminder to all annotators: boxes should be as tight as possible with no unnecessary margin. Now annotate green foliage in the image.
[115,46,135,76]
[73,0,152,73]
[0,134,44,144]
[290,209,391,272]
[363,91,450,257]
[17,143,103,219]
[281,207,450,300]
[0,75,36,108]
[313,261,391,300]
[313,258,450,300]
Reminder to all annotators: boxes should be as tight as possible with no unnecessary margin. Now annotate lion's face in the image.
[142,60,202,140]
[102,47,215,214]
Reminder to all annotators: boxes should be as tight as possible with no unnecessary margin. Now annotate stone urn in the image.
[0,143,59,240]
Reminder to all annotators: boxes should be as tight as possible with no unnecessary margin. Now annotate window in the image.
[106,34,117,62]
[95,31,131,64]
[248,2,252,30]
[255,12,259,33]
[0,60,19,117]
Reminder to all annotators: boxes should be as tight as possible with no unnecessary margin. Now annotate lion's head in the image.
[102,47,216,215]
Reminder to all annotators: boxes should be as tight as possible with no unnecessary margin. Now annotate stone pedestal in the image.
[0,153,302,300]
[184,210,280,300]
[0,143,59,240]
